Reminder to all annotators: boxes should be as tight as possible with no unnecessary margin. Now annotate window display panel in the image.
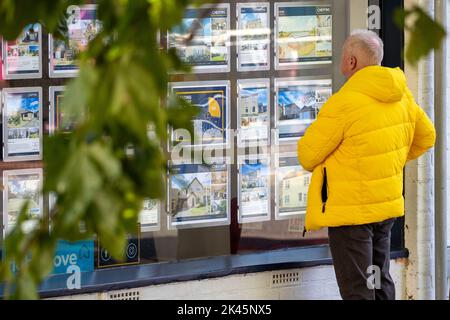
[275,77,332,143]
[168,161,230,229]
[49,4,101,78]
[2,169,43,237]
[238,155,271,223]
[52,240,95,275]
[168,4,230,73]
[140,199,160,232]
[49,86,84,134]
[97,231,141,268]
[169,81,230,149]
[275,152,310,219]
[2,23,42,79]
[236,3,271,72]
[275,2,332,69]
[237,79,270,147]
[2,87,43,162]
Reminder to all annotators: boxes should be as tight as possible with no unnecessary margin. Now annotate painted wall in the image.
[51,260,407,300]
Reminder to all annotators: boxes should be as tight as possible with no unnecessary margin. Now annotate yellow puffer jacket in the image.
[297,66,436,231]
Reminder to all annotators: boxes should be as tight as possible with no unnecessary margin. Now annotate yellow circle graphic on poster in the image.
[208,97,221,118]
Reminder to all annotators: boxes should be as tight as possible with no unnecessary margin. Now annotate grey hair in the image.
[344,29,384,65]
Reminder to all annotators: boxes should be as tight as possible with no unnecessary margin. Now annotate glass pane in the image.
[0,0,352,274]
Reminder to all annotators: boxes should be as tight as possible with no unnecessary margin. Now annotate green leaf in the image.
[166,95,199,135]
[88,142,122,180]
[395,6,447,66]
[13,269,38,300]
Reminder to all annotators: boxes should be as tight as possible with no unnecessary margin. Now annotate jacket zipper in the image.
[304,167,328,238]
[321,167,328,213]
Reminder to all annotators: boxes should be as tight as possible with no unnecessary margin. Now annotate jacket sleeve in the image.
[297,95,345,172]
[407,103,436,161]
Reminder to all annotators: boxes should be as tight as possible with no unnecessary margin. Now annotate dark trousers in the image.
[328,218,396,300]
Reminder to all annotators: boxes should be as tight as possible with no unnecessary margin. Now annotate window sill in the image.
[0,245,409,299]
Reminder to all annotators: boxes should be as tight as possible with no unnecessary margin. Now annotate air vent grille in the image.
[107,289,140,300]
[271,271,300,288]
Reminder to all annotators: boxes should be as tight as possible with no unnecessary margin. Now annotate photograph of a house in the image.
[276,80,332,141]
[240,159,270,220]
[169,8,228,67]
[4,171,42,235]
[169,169,227,222]
[277,165,310,215]
[6,93,40,141]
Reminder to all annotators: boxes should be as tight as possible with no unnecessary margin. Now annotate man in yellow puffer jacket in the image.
[297,30,436,300]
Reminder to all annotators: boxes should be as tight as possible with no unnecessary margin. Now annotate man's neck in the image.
[346,64,380,80]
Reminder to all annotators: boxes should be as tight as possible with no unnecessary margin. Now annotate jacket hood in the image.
[341,66,407,103]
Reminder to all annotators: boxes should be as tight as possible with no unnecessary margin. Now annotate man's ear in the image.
[350,56,357,70]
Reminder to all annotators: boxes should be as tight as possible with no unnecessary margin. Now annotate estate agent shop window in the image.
[0,0,406,297]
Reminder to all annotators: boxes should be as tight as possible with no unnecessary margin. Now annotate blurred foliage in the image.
[395,5,447,66]
[0,0,206,299]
